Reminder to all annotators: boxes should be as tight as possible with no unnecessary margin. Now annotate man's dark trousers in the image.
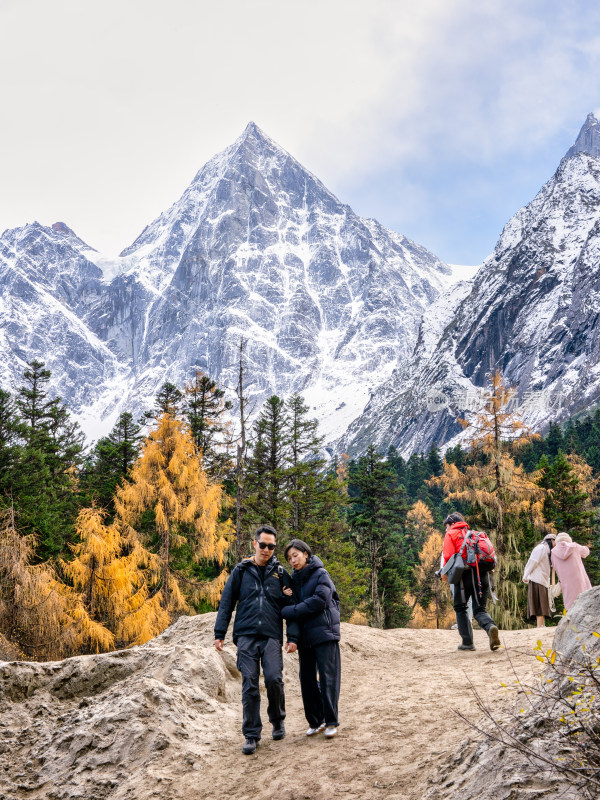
[298,641,340,728]
[236,635,285,739]
[454,569,496,646]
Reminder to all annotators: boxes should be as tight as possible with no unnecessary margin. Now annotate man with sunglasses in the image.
[214,524,299,755]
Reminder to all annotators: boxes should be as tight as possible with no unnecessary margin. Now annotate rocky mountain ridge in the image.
[0,123,451,444]
[3,114,600,455]
[340,113,600,455]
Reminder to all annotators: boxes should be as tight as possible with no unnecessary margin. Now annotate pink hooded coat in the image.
[551,541,592,610]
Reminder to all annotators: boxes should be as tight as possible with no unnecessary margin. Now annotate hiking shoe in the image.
[306,723,326,736]
[457,643,475,651]
[488,625,501,651]
[272,722,286,740]
[242,737,257,755]
[324,726,338,738]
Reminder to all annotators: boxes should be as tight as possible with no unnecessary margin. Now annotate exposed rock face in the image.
[343,115,600,456]
[0,123,451,445]
[0,614,242,800]
[566,111,600,159]
[5,114,600,454]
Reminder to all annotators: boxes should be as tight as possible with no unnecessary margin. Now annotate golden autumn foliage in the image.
[567,453,600,504]
[115,412,234,611]
[0,505,113,659]
[406,505,454,629]
[62,506,169,647]
[406,500,437,548]
[430,371,553,629]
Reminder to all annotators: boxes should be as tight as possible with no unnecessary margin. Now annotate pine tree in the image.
[82,412,142,512]
[184,370,233,479]
[14,360,84,558]
[542,450,594,534]
[348,445,409,628]
[115,413,233,611]
[234,339,250,559]
[244,396,291,539]
[545,422,565,458]
[141,382,183,426]
[283,395,365,616]
[0,390,23,503]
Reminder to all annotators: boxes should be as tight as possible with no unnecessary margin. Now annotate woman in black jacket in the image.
[281,539,341,739]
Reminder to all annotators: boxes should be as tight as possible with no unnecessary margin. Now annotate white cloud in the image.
[0,0,599,256]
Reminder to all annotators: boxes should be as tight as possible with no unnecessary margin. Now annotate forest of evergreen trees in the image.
[0,362,599,660]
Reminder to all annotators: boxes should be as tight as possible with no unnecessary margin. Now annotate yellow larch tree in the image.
[114,412,233,612]
[406,500,437,549]
[429,371,553,629]
[61,506,169,647]
[405,502,453,629]
[0,504,113,660]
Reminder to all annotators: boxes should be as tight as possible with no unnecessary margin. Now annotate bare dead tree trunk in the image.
[371,538,383,629]
[235,338,248,561]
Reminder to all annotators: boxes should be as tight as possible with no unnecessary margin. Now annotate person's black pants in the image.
[236,635,285,739]
[453,570,496,646]
[298,640,341,728]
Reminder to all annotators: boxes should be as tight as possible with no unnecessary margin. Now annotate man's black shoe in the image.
[242,737,257,755]
[272,722,286,740]
[457,643,475,651]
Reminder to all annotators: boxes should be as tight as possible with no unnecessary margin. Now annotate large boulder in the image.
[0,613,244,800]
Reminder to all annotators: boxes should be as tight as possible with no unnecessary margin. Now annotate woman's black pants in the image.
[298,640,341,728]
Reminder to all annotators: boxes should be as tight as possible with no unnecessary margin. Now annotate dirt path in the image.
[119,621,555,800]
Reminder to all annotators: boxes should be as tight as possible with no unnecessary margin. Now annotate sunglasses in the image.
[257,542,276,551]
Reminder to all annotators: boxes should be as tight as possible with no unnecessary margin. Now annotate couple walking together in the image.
[214,524,341,755]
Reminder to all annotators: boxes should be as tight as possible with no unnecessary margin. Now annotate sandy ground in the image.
[0,616,557,800]
[140,622,555,800]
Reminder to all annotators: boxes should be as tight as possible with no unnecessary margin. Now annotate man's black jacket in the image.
[214,556,300,644]
[281,556,341,647]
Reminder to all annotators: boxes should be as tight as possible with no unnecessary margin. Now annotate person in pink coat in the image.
[550,532,592,610]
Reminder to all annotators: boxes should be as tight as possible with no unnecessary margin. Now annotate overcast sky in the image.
[2,0,600,265]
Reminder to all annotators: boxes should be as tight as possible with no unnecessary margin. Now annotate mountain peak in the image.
[565,112,600,160]
[235,120,285,158]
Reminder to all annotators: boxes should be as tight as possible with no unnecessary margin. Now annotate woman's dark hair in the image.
[443,512,464,526]
[284,538,312,561]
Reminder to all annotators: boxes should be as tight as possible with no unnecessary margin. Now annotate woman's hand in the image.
[283,586,293,596]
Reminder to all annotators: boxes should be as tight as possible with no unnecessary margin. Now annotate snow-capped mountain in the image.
[0,123,452,443]
[341,113,600,455]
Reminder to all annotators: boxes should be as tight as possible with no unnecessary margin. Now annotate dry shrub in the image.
[348,609,370,626]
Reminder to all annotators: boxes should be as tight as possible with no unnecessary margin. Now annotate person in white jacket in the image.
[522,533,557,627]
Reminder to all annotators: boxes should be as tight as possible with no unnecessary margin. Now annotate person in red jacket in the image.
[441,512,501,652]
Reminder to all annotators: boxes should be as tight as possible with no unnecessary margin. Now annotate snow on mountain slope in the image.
[341,113,600,456]
[124,123,452,444]
[0,223,131,419]
[0,124,452,444]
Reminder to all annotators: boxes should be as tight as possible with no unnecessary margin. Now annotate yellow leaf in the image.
[536,655,545,663]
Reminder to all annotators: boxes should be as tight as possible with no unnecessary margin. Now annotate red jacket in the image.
[442,521,469,566]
